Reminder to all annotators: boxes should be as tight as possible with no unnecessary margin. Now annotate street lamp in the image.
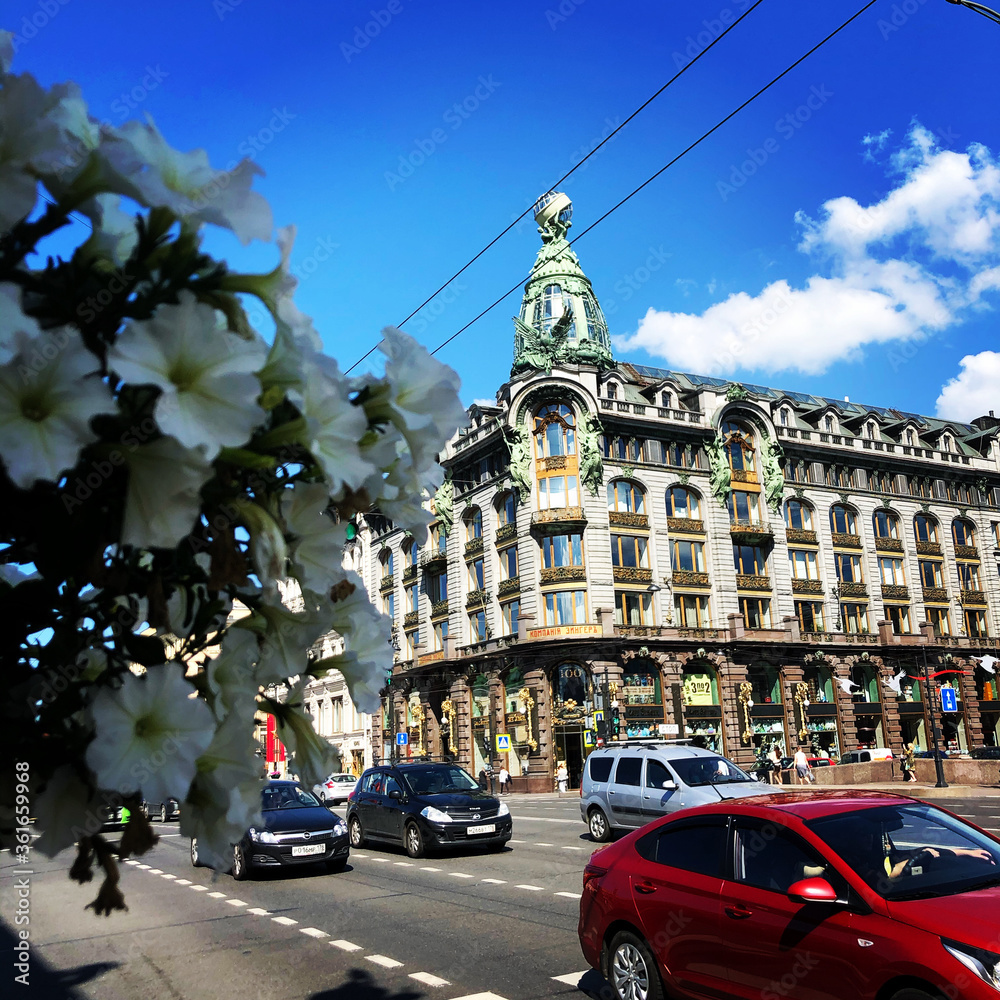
[921,647,949,788]
[945,0,1000,25]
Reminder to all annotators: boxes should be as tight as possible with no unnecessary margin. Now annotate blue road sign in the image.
[941,687,958,713]
[495,733,511,752]
[396,732,409,745]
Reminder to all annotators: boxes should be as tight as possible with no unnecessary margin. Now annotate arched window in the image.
[464,506,483,541]
[953,518,977,548]
[830,504,858,535]
[722,420,756,472]
[906,429,915,446]
[661,391,672,408]
[429,523,447,555]
[666,486,701,519]
[379,547,394,577]
[554,662,591,705]
[866,422,877,440]
[784,499,814,531]
[533,403,576,458]
[872,509,900,539]
[824,414,834,432]
[403,538,417,569]
[606,382,618,400]
[537,284,574,338]
[914,515,939,544]
[581,293,607,343]
[780,409,789,426]
[608,479,645,514]
[747,663,782,704]
[850,662,880,702]
[496,492,516,528]
[942,434,953,452]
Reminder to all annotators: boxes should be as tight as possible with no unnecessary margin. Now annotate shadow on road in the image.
[308,967,423,1000]
[1,923,119,1000]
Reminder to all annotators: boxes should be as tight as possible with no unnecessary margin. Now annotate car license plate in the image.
[291,844,325,857]
[466,824,495,836]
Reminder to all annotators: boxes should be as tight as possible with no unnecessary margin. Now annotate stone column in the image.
[783,664,807,749]
[720,656,753,769]
[525,664,552,793]
[832,659,859,753]
[450,672,473,771]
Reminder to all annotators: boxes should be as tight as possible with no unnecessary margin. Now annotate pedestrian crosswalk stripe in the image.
[189,885,209,891]
[161,873,176,879]
[366,954,403,969]
[409,972,450,987]
[330,940,362,952]
[148,868,163,874]
[447,993,511,1000]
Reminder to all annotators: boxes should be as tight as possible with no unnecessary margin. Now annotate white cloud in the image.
[861,128,892,162]
[936,351,1000,422]
[614,124,1000,377]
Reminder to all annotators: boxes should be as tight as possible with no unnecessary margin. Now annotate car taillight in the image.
[347,790,356,802]
[582,863,608,889]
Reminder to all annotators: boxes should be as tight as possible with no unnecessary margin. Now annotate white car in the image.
[314,773,358,805]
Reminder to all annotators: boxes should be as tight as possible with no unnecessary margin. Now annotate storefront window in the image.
[471,673,491,774]
[620,662,664,738]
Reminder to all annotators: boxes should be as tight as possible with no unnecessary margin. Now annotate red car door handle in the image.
[725,905,752,919]
[634,881,657,894]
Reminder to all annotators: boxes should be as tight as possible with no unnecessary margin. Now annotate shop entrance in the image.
[553,725,587,789]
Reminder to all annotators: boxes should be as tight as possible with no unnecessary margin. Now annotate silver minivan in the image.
[580,742,779,841]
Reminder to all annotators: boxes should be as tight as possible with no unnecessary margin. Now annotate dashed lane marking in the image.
[351,853,368,858]
[175,879,192,885]
[535,843,554,847]
[394,862,414,867]
[125,860,138,865]
[226,899,248,907]
[208,891,227,899]
[449,872,474,879]
[272,916,298,926]
[561,846,583,851]
[552,971,590,986]
[300,927,329,938]
[330,940,362,952]
[247,907,270,916]
[480,878,507,885]
[420,866,442,872]
[160,873,177,879]
[189,885,209,891]
[409,972,451,987]
[515,884,544,891]
[447,993,511,1000]
[136,864,151,870]
[554,891,582,899]
[508,839,526,844]
[366,954,404,969]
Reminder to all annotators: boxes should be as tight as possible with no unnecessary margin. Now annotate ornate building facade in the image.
[365,192,1000,790]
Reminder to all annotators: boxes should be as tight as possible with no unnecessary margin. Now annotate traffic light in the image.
[345,517,358,542]
[611,707,621,739]
[596,716,608,739]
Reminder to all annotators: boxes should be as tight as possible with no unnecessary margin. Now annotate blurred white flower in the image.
[0,283,43,364]
[110,291,267,456]
[296,364,372,496]
[32,765,99,858]
[276,680,336,788]
[206,627,259,719]
[100,118,272,244]
[181,772,261,870]
[282,481,347,593]
[232,497,286,585]
[0,330,114,489]
[76,193,138,266]
[247,588,336,686]
[85,666,214,803]
[121,436,213,549]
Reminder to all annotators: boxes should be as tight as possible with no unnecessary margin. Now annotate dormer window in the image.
[780,409,789,427]
[906,429,914,446]
[866,422,877,440]
[824,415,834,432]
[607,383,617,400]
[661,391,671,408]
[942,434,953,452]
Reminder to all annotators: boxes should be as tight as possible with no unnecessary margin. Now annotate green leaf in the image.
[217,447,278,470]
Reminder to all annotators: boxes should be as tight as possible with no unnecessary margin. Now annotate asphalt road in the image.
[5,787,1000,1000]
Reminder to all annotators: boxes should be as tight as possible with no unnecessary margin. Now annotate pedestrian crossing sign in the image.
[495,733,511,751]
[584,730,596,747]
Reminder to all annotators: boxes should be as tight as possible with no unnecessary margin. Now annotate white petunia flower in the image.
[243,588,336,686]
[110,291,267,457]
[295,364,372,496]
[32,765,101,858]
[0,330,114,489]
[121,436,213,549]
[181,771,261,870]
[100,118,272,245]
[205,627,259,719]
[85,665,214,803]
[76,194,139,266]
[276,679,337,788]
[0,283,43,364]
[232,497,286,586]
[282,481,348,593]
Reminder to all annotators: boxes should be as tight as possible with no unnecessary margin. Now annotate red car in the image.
[579,790,1000,1000]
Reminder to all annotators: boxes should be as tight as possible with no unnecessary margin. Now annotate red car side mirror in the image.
[787,877,840,904]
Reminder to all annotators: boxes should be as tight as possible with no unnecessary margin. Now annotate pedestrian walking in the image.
[793,746,812,786]
[767,744,781,785]
[556,761,569,793]
[478,767,488,790]
[498,765,510,794]
[901,742,916,782]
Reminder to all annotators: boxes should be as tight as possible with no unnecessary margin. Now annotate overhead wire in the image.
[343,0,769,374]
[426,0,881,361]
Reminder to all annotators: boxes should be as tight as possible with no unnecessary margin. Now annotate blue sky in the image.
[10,0,1000,420]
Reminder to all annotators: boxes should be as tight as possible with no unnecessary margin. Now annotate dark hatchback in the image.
[346,761,512,858]
[190,781,349,880]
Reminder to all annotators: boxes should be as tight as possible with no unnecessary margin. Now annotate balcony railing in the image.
[831,533,863,548]
[495,523,517,545]
[420,548,448,569]
[613,566,653,584]
[729,521,773,542]
[955,544,979,560]
[736,574,771,591]
[961,589,988,606]
[916,540,942,556]
[609,510,649,529]
[540,566,587,585]
[464,537,484,557]
[921,587,949,603]
[430,599,449,619]
[402,564,417,582]
[531,506,587,531]
[497,577,521,598]
[466,588,491,609]
[379,574,395,593]
[874,537,904,553]
[791,579,824,595]
[403,611,419,628]
[881,584,910,602]
[672,570,710,587]
[667,517,704,534]
[730,469,758,484]
[785,528,818,544]
[838,581,868,598]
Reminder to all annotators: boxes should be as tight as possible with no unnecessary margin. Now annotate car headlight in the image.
[943,938,1000,990]
[420,806,453,824]
[497,802,510,818]
[248,827,277,844]
[332,819,348,836]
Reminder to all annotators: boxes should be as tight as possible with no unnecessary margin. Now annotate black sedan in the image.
[346,761,512,858]
[190,781,349,880]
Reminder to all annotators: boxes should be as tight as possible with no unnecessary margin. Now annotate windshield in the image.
[332,775,356,783]
[261,785,322,810]
[808,803,1000,900]
[671,757,754,787]
[401,765,481,795]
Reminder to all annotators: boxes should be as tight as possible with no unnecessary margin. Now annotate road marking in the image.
[554,891,582,899]
[226,899,248,907]
[515,884,544,891]
[247,907,270,916]
[449,872,474,879]
[366,954,404,969]
[372,858,389,863]
[136,864,151,870]
[447,993,511,1000]
[207,891,227,899]
[174,879,192,885]
[561,846,583,851]
[480,878,507,884]
[394,861,414,867]
[330,940,362,952]
[409,972,451,987]
[189,885,209,892]
[552,970,590,986]
[148,868,163,874]
[125,860,138,865]
[300,927,329,938]
[160,873,177,879]
[272,916,298,926]
[535,842,554,847]
[510,815,578,824]
[351,853,368,859]
[420,866,442,872]
[159,833,182,837]
[508,839,526,844]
